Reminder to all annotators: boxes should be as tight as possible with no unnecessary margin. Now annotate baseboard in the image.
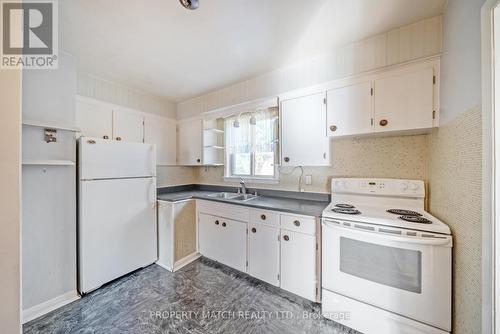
[173,252,201,272]
[155,261,173,272]
[23,290,80,324]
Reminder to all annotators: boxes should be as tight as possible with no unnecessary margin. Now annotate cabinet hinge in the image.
[246,228,248,235]
[323,97,327,105]
[278,235,280,241]
[433,75,436,85]
[316,243,318,251]
[371,118,374,126]
[432,110,436,119]
[277,274,280,281]
[246,260,248,267]
[370,88,374,96]
[323,152,326,159]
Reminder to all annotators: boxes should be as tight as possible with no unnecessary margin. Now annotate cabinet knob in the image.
[215,220,219,225]
[251,227,256,233]
[103,135,109,139]
[222,222,227,227]
[293,220,300,227]
[284,157,290,163]
[379,119,388,127]
[197,158,201,163]
[283,235,290,241]
[261,214,266,220]
[329,125,337,132]
[116,136,122,141]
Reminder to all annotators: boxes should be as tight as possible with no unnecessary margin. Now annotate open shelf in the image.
[22,159,76,166]
[23,119,80,132]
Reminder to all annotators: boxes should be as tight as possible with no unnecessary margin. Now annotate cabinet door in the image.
[198,213,220,261]
[177,119,203,165]
[327,81,373,137]
[374,67,434,132]
[113,109,144,143]
[219,218,247,272]
[76,99,113,140]
[280,230,317,301]
[144,114,176,165]
[281,93,329,166]
[248,223,279,286]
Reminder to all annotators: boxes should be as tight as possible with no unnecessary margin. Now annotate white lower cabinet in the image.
[280,229,318,301]
[248,223,279,286]
[198,213,247,272]
[197,202,319,302]
[198,213,221,261]
[219,218,247,272]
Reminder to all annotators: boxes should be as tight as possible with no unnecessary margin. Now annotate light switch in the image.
[305,175,312,185]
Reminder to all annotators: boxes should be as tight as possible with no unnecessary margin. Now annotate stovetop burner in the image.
[335,203,355,209]
[399,216,433,224]
[387,209,422,216]
[332,208,361,215]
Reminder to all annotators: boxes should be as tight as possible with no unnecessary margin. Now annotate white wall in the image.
[0,68,22,333]
[77,73,176,119]
[439,0,485,124]
[177,16,442,119]
[427,0,486,332]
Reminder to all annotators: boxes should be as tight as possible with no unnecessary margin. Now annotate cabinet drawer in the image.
[197,200,250,222]
[280,214,316,235]
[249,209,279,227]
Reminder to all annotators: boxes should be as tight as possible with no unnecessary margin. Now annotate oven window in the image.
[340,237,422,293]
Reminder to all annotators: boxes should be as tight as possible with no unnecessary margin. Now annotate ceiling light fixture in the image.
[179,0,199,10]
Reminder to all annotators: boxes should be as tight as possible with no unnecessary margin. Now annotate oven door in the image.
[322,219,452,331]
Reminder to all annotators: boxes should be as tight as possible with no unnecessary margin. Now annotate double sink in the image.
[208,192,259,202]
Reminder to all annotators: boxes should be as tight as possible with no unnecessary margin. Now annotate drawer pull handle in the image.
[283,235,290,241]
[103,135,109,139]
[294,220,301,227]
[215,220,219,225]
[261,214,266,220]
[251,228,256,233]
[222,222,227,227]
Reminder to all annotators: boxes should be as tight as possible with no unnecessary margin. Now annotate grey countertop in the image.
[157,186,330,217]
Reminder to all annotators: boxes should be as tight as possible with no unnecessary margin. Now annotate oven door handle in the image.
[322,220,452,247]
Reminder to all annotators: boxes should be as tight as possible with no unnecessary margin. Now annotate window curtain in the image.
[225,107,278,177]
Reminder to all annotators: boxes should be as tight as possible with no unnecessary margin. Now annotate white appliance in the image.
[321,178,452,334]
[78,137,158,294]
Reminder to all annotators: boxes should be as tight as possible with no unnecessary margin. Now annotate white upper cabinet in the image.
[373,66,435,133]
[327,81,373,137]
[177,118,203,165]
[280,92,330,166]
[76,99,113,140]
[144,114,176,165]
[112,109,144,143]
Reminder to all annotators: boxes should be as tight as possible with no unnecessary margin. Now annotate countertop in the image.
[156,186,330,217]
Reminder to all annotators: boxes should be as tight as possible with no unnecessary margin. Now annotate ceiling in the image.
[60,0,446,103]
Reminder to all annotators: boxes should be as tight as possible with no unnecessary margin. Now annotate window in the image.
[225,108,278,180]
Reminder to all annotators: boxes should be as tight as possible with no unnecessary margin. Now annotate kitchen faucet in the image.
[239,177,247,194]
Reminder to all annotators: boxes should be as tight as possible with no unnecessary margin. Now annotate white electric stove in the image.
[321,178,452,334]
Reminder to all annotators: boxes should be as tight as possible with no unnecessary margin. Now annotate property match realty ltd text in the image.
[1,0,58,69]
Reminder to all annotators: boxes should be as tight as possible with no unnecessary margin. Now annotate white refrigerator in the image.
[78,137,158,294]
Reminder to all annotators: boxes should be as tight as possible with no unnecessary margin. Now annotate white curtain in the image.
[225,107,278,177]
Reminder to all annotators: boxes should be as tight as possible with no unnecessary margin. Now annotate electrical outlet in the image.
[305,175,312,185]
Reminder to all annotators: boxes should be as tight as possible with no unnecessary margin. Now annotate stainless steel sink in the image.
[208,192,259,201]
[208,192,240,199]
[229,194,259,201]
